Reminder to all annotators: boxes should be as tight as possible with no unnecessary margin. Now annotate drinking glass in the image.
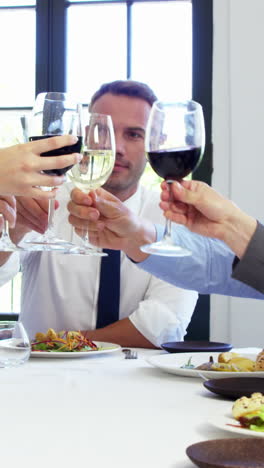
[141,99,205,256]
[0,114,28,251]
[25,92,82,251]
[0,321,30,368]
[68,112,116,256]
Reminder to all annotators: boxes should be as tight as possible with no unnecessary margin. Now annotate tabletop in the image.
[0,347,261,468]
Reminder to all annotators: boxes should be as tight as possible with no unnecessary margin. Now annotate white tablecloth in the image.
[0,347,261,468]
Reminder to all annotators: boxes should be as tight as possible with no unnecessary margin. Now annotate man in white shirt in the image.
[0,80,198,347]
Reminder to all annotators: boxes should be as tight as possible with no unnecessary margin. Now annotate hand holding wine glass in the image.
[141,99,205,256]
[68,111,116,255]
[0,114,29,251]
[25,92,83,251]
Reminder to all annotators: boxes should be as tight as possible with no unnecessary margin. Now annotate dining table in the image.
[0,346,261,468]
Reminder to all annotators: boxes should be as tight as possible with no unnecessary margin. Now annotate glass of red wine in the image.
[141,99,205,256]
[25,92,82,251]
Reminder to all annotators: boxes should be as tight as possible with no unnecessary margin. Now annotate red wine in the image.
[147,146,202,180]
[29,135,83,176]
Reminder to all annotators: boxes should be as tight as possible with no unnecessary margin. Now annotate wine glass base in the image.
[24,236,74,252]
[0,240,24,252]
[140,241,192,257]
[63,246,108,256]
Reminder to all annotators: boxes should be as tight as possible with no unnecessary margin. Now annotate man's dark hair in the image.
[89,80,158,109]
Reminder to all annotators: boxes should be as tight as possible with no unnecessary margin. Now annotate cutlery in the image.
[122,349,138,359]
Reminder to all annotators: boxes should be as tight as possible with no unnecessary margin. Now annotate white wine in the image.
[69,149,115,192]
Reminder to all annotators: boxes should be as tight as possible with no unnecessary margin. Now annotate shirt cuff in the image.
[232,221,264,293]
[126,224,161,264]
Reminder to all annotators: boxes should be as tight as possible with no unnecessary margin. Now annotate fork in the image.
[122,349,138,359]
[125,351,138,359]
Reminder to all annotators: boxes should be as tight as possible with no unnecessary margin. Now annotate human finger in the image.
[0,195,16,210]
[28,135,79,155]
[0,198,16,228]
[16,197,49,232]
[159,199,188,214]
[37,152,82,173]
[91,187,123,219]
[169,181,197,204]
[70,188,93,205]
[67,199,100,221]
[163,210,188,226]
[28,186,60,200]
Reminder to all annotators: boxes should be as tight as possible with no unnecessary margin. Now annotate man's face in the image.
[90,93,151,201]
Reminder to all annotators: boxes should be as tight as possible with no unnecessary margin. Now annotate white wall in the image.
[211,0,264,346]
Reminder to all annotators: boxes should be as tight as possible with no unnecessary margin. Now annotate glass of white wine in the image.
[68,112,116,256]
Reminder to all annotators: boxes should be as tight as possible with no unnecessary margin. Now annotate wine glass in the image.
[25,92,82,251]
[0,320,30,368]
[0,114,28,251]
[68,112,116,256]
[141,99,205,256]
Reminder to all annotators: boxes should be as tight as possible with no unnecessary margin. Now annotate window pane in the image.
[0,1,35,5]
[131,2,192,101]
[67,4,126,103]
[0,9,35,107]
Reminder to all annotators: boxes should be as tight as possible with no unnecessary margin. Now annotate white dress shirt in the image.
[0,183,198,344]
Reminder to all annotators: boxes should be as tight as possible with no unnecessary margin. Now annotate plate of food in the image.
[209,392,264,438]
[30,328,121,358]
[146,350,264,379]
[186,438,264,467]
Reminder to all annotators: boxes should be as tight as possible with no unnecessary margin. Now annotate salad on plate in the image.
[31,328,98,353]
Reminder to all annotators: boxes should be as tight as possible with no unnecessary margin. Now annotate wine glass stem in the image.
[0,215,17,250]
[1,217,9,240]
[43,198,55,240]
[1,217,13,243]
[163,218,172,241]
[162,180,173,243]
[48,198,55,231]
[82,228,90,246]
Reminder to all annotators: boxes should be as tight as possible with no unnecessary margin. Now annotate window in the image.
[66,1,192,103]
[67,3,127,102]
[0,3,36,107]
[0,0,212,318]
[65,0,193,188]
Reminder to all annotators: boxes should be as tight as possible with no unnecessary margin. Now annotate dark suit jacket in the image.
[232,221,264,293]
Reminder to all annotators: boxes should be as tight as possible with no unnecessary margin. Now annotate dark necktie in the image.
[96,249,121,328]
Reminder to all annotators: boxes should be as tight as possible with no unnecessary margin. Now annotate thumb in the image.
[170,181,199,206]
[93,188,121,219]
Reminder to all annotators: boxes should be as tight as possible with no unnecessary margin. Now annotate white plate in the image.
[146,351,264,379]
[209,412,264,438]
[30,341,121,358]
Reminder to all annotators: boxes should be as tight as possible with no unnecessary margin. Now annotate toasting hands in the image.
[0,135,81,199]
[160,179,257,258]
[67,187,156,262]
